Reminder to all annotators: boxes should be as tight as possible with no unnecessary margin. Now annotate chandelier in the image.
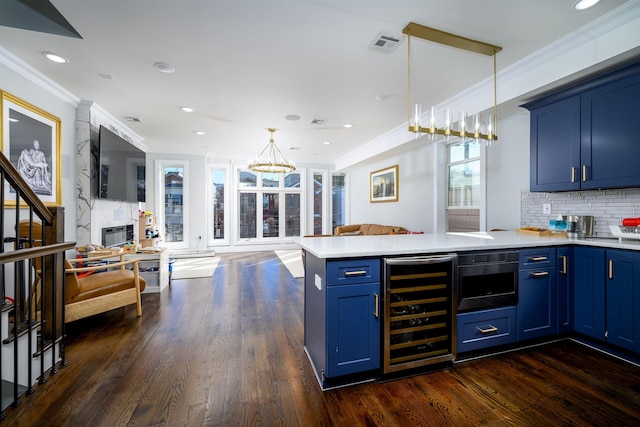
[403,22,502,144]
[247,128,296,173]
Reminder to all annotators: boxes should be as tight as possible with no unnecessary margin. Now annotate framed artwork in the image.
[370,164,398,203]
[1,91,61,206]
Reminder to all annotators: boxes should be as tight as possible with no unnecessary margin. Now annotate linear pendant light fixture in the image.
[403,22,502,144]
[248,128,296,173]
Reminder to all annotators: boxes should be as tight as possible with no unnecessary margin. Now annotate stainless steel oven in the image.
[457,250,519,312]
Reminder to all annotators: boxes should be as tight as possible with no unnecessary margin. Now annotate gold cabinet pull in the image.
[582,165,587,182]
[560,255,567,275]
[477,325,498,334]
[571,167,576,183]
[530,271,549,278]
[374,293,379,318]
[344,270,367,277]
[528,256,548,262]
[609,259,614,280]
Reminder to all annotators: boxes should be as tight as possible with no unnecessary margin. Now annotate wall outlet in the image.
[543,203,551,215]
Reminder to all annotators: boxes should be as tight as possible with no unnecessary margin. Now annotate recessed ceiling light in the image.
[285,114,301,121]
[42,51,68,63]
[572,0,601,10]
[194,131,205,135]
[154,62,175,73]
[323,141,331,145]
[343,123,353,128]
[180,106,194,113]
[374,94,391,102]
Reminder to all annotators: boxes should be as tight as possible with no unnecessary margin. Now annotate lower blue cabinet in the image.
[574,247,606,340]
[518,248,557,341]
[606,249,640,354]
[326,282,380,377]
[457,306,517,353]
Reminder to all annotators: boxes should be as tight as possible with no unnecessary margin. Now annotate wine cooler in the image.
[383,254,457,375]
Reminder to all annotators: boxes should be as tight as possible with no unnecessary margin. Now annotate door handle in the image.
[582,165,587,182]
[559,255,567,274]
[344,270,367,277]
[571,167,576,183]
[609,259,614,280]
[528,256,548,262]
[477,325,498,334]
[373,293,379,318]
[530,271,549,278]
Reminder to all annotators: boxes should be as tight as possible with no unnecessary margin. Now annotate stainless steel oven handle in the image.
[385,254,457,266]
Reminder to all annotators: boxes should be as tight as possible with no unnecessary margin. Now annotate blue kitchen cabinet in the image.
[556,247,573,334]
[326,282,380,377]
[580,71,640,189]
[573,247,605,340]
[528,95,581,192]
[304,254,381,388]
[518,249,557,341]
[605,249,640,353]
[524,61,640,192]
[457,306,517,353]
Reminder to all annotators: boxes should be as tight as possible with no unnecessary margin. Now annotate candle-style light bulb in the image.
[412,103,422,133]
[444,109,451,138]
[429,106,436,135]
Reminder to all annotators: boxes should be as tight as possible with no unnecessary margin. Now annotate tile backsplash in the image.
[521,188,640,237]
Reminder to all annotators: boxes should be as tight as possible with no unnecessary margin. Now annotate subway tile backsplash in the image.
[521,189,640,237]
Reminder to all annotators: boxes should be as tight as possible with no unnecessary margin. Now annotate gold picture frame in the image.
[370,164,398,203]
[1,91,62,206]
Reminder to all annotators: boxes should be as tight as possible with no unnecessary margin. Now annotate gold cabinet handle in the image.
[609,259,613,280]
[583,165,587,182]
[344,270,367,277]
[530,271,549,278]
[528,256,548,262]
[477,325,498,334]
[374,293,379,318]
[560,255,567,275]
[571,167,576,183]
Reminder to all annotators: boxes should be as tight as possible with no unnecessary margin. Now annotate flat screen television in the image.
[98,125,146,203]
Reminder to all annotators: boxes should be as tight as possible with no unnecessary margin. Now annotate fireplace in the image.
[102,224,134,248]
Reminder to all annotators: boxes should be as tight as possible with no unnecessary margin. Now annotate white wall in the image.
[0,53,77,242]
[349,143,436,233]
[485,111,530,231]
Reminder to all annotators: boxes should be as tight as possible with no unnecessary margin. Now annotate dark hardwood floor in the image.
[3,251,640,426]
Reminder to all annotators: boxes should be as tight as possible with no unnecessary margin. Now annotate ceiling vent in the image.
[124,116,143,123]
[368,32,403,54]
[310,118,326,125]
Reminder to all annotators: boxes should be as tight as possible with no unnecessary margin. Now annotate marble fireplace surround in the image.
[75,101,147,248]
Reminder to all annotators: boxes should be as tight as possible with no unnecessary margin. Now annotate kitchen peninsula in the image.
[295,231,640,389]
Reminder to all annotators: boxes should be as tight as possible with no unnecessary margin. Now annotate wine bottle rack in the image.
[383,255,457,374]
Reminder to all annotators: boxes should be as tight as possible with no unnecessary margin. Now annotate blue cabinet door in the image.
[581,71,640,189]
[326,283,380,377]
[606,249,640,353]
[574,247,605,340]
[518,267,557,341]
[528,95,581,192]
[557,247,573,334]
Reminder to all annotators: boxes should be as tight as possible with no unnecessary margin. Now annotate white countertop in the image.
[293,231,640,259]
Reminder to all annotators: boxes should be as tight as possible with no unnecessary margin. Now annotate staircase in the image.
[0,151,75,417]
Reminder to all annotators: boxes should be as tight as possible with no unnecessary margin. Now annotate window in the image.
[157,160,188,247]
[313,172,323,235]
[237,169,302,241]
[447,142,480,232]
[332,173,345,231]
[211,168,226,242]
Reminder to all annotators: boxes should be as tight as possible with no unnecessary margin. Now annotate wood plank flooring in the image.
[3,251,640,426]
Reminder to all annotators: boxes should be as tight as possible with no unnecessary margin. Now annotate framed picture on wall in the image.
[370,164,398,203]
[1,91,62,206]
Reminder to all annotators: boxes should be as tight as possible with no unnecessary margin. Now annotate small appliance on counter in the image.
[563,215,594,239]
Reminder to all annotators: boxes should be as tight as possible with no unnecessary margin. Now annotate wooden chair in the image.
[64,252,146,323]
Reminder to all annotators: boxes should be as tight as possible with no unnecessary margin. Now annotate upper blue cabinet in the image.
[523,62,640,192]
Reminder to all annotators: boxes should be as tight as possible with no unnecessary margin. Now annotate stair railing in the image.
[0,150,75,416]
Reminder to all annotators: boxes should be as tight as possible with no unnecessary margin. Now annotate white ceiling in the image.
[0,0,635,165]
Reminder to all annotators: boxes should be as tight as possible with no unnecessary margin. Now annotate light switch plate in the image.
[314,274,322,291]
[543,203,551,215]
